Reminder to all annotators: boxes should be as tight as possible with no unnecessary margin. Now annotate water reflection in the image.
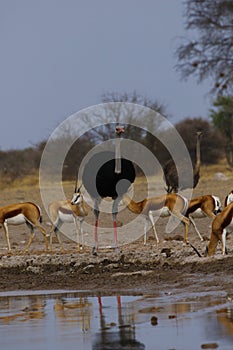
[93,295,145,350]
[216,306,233,337]
[0,291,233,349]
[54,296,91,332]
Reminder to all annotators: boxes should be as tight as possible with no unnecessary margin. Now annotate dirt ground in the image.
[0,166,233,297]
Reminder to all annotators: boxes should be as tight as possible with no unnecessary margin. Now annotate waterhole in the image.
[0,290,232,350]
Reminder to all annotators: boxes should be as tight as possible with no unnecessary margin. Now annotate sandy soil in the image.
[0,168,233,296]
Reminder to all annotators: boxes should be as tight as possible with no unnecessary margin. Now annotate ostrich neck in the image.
[194,135,201,174]
[115,137,121,174]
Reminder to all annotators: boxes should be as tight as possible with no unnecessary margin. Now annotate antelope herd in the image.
[0,186,233,257]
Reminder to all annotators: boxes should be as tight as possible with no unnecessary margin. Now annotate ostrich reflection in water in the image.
[92,296,145,350]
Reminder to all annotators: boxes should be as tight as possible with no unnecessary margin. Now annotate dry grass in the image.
[13,174,39,188]
[0,173,39,190]
[0,161,232,192]
[200,160,233,179]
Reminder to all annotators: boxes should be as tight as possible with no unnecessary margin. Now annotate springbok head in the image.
[71,183,83,205]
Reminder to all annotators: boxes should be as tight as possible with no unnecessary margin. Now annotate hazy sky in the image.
[0,0,212,150]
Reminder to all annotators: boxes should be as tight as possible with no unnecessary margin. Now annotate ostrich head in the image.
[115,125,125,136]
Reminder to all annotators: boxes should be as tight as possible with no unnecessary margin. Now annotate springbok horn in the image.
[77,183,83,192]
[74,180,82,193]
[74,176,78,193]
[74,167,80,192]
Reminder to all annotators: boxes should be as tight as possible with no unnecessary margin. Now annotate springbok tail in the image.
[37,204,43,223]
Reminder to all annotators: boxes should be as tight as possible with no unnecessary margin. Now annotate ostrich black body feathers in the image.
[82,151,135,200]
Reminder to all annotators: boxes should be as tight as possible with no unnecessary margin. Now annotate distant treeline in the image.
[0,117,225,184]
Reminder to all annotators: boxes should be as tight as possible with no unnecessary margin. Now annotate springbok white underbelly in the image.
[6,214,26,225]
[190,208,206,219]
[58,210,75,223]
[151,207,170,218]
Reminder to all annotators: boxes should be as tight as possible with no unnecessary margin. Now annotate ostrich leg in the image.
[113,211,118,248]
[93,198,101,255]
[112,197,121,251]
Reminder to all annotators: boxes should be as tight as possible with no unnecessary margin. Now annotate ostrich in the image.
[79,125,136,254]
[163,131,202,193]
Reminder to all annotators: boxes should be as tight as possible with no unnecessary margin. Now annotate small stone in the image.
[151,316,158,326]
[26,266,41,274]
[201,343,218,349]
[82,264,95,273]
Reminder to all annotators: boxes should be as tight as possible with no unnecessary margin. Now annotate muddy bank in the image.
[1,248,233,296]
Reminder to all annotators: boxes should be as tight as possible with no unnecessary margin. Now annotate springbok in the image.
[0,202,48,253]
[206,201,233,256]
[185,195,222,241]
[123,193,190,246]
[49,186,88,252]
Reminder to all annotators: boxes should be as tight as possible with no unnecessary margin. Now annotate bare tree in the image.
[101,91,165,114]
[80,91,167,144]
[176,0,233,95]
